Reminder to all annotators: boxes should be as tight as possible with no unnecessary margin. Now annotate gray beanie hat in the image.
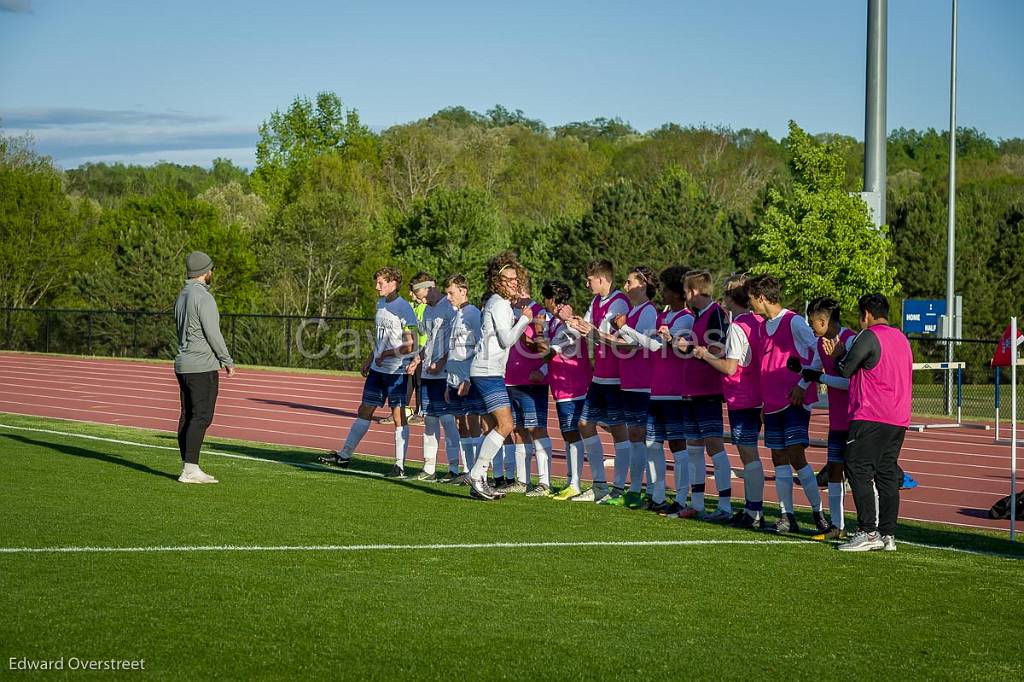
[186,251,213,278]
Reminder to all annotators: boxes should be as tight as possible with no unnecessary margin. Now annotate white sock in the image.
[687,445,706,511]
[515,443,529,483]
[459,437,474,471]
[394,425,410,470]
[743,460,765,518]
[470,431,506,480]
[612,441,631,490]
[183,462,200,475]
[628,441,646,493]
[566,440,584,490]
[671,449,689,504]
[775,464,794,514]
[341,417,371,456]
[422,416,440,476]
[534,437,552,486]
[828,481,845,529]
[646,441,666,503]
[711,450,732,514]
[796,464,823,512]
[583,435,606,483]
[441,415,461,473]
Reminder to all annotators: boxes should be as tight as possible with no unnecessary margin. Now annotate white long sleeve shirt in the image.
[470,295,530,377]
[446,304,481,387]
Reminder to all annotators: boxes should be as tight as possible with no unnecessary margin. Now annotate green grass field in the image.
[2,412,1023,680]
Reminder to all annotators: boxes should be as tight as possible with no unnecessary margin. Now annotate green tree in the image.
[751,121,899,312]
[392,188,507,297]
[253,92,373,208]
[0,133,90,308]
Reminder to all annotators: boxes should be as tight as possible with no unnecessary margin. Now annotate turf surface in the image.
[1,412,1022,680]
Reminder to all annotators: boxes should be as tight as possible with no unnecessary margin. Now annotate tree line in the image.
[2,91,1022,342]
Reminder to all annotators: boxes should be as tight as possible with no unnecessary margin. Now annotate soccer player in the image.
[566,259,632,503]
[693,274,765,528]
[800,297,857,540]
[835,294,913,552]
[745,274,830,534]
[538,280,593,501]
[466,252,534,500]
[675,270,733,522]
[605,266,659,508]
[319,267,419,477]
[504,278,555,496]
[407,272,462,482]
[617,265,692,514]
[443,274,484,484]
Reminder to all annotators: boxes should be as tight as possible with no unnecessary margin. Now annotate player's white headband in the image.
[411,281,435,292]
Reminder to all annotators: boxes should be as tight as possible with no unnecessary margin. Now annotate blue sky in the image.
[1,0,1021,169]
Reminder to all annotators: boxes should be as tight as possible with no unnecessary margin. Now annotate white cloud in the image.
[1,107,258,168]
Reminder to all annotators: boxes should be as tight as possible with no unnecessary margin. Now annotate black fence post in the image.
[5,308,11,350]
[286,317,292,367]
[132,312,139,358]
[44,311,51,353]
[230,315,236,357]
[87,313,93,356]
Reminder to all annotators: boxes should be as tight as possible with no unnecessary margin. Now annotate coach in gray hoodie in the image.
[174,251,235,484]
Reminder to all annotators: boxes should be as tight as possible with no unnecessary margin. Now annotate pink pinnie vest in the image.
[650,309,692,398]
[849,325,913,428]
[819,327,857,430]
[722,311,763,410]
[590,291,630,382]
[504,302,547,386]
[681,302,726,398]
[759,310,817,414]
[547,318,593,402]
[620,301,655,391]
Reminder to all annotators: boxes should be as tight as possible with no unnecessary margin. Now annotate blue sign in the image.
[902,299,945,335]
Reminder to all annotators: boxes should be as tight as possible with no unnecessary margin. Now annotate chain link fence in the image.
[905,335,1020,424]
[1,307,375,372]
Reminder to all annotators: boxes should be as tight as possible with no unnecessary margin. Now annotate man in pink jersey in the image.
[536,280,593,500]
[606,266,659,508]
[619,265,691,515]
[693,274,766,529]
[834,294,913,552]
[566,259,631,503]
[745,274,830,534]
[675,270,733,522]
[800,297,857,540]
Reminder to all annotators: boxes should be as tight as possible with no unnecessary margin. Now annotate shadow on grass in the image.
[3,433,179,482]
[189,438,467,499]
[247,398,361,419]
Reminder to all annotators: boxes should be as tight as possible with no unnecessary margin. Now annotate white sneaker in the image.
[837,530,883,552]
[881,535,897,552]
[570,488,596,502]
[178,467,218,484]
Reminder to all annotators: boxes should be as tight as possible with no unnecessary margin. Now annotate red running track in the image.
[1,352,1020,533]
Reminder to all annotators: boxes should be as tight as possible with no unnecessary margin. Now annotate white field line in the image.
[0,422,1019,555]
[0,421,385,479]
[0,539,811,555]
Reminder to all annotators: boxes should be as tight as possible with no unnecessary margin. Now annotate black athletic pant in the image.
[844,419,906,536]
[175,371,219,465]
